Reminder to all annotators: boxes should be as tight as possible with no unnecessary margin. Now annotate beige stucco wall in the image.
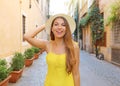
[79,0,93,53]
[82,25,92,53]
[79,0,88,18]
[0,0,21,57]
[100,26,112,62]
[0,0,49,58]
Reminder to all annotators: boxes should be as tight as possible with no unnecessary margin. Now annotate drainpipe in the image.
[76,0,79,47]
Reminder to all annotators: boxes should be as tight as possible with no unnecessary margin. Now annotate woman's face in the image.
[51,18,66,39]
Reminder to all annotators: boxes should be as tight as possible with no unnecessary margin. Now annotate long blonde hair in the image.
[50,16,76,73]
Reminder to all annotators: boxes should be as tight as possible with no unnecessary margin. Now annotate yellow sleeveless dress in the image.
[44,52,74,86]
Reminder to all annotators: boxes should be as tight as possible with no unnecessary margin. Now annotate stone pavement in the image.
[9,52,47,86]
[8,50,120,86]
[80,50,120,86]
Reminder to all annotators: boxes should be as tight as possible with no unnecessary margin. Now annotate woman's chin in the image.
[55,35,64,39]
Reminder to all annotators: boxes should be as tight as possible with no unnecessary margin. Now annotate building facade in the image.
[78,0,94,52]
[0,0,49,58]
[79,0,120,65]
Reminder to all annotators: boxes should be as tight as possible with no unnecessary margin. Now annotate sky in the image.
[49,0,69,15]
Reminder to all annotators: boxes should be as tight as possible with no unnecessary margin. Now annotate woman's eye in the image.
[53,23,66,27]
[54,23,58,26]
[62,24,66,26]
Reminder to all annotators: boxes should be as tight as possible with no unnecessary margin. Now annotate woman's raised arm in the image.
[23,24,49,51]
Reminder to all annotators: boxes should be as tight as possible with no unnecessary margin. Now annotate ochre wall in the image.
[0,0,21,57]
[0,0,48,58]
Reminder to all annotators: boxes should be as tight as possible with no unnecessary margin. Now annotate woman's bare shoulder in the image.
[73,41,80,57]
[73,41,79,49]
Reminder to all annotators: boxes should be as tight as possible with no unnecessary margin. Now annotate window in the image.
[113,21,120,44]
[36,0,39,3]
[96,32,106,47]
[112,48,120,65]
[29,0,31,8]
[41,0,43,11]
[111,21,120,65]
[22,15,26,42]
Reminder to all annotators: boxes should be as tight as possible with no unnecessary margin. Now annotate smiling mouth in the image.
[56,31,63,34]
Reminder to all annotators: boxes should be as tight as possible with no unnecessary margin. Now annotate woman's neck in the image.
[54,38,64,46]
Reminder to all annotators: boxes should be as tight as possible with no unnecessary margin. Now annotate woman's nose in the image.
[58,25,62,29]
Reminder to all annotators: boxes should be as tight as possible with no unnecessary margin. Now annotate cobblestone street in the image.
[80,51,120,86]
[9,50,120,86]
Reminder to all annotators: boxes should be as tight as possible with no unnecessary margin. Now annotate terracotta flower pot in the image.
[39,49,45,54]
[0,75,11,86]
[25,57,34,67]
[9,68,24,83]
[34,53,39,60]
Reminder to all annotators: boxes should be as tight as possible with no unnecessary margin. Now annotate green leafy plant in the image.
[10,52,25,71]
[106,0,120,25]
[0,59,7,66]
[24,48,34,59]
[0,59,10,82]
[79,12,91,27]
[89,2,104,57]
[31,46,40,54]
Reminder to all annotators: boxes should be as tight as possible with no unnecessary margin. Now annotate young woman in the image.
[24,14,80,86]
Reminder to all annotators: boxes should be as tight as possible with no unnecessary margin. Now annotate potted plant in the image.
[31,46,40,60]
[9,52,25,83]
[24,48,34,67]
[0,59,11,86]
[39,48,45,54]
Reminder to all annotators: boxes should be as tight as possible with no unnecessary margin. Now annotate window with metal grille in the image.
[22,15,26,42]
[113,21,120,44]
[112,48,120,65]
[111,21,120,65]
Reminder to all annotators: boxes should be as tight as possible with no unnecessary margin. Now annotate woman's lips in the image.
[56,31,63,34]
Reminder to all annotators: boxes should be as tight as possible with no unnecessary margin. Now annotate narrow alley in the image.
[9,50,120,86]
[1,0,120,86]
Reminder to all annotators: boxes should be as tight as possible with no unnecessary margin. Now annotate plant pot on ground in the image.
[0,59,11,86]
[39,48,45,54]
[31,46,41,60]
[24,48,34,67]
[9,52,25,83]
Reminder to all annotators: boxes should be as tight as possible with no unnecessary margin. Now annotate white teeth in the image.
[56,31,62,33]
